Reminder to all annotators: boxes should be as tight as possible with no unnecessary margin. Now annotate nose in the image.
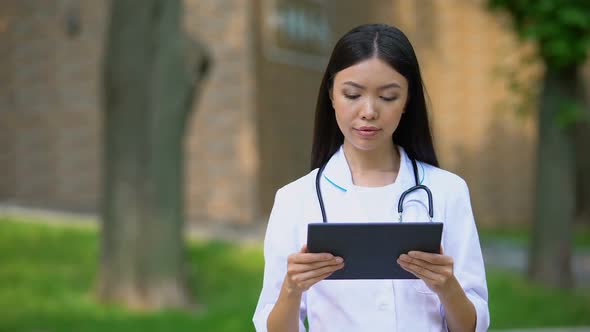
[360,100,378,120]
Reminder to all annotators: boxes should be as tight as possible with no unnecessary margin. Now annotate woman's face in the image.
[331,57,409,152]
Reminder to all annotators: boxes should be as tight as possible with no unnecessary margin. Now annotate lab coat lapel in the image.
[320,146,365,222]
[320,145,415,222]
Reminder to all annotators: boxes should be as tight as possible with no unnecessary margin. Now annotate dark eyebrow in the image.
[377,82,402,90]
[342,81,401,90]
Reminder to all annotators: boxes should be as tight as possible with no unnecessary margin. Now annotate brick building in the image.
[0,0,584,227]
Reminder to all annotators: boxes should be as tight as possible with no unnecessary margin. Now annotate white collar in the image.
[321,144,416,192]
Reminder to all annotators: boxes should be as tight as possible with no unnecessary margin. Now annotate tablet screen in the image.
[307,222,443,279]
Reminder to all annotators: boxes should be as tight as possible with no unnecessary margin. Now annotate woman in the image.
[253,24,489,332]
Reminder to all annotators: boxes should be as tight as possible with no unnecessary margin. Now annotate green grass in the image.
[0,217,263,332]
[488,270,590,329]
[479,224,590,249]
[0,217,589,331]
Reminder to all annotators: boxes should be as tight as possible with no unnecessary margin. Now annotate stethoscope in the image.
[315,155,441,326]
[315,156,434,223]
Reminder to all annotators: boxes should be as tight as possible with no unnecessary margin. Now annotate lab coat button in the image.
[377,302,389,311]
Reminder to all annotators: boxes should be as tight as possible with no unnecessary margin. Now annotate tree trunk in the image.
[98,0,209,309]
[575,67,590,226]
[528,66,577,288]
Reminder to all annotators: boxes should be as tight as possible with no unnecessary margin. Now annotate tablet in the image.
[307,222,443,279]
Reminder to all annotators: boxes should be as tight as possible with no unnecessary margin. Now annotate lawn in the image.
[1,217,589,331]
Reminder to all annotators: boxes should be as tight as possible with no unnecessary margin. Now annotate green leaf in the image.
[557,7,590,29]
[537,0,557,14]
[488,0,590,67]
[555,98,586,128]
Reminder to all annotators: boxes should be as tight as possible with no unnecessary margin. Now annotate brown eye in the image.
[344,94,361,100]
[380,96,398,102]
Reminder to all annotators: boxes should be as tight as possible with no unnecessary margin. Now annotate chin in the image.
[348,138,388,152]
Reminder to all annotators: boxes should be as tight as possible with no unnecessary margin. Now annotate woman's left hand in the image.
[397,246,458,296]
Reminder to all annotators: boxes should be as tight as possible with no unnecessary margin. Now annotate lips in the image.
[354,126,381,137]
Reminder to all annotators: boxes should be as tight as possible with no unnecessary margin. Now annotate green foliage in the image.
[0,218,263,332]
[1,218,590,331]
[488,0,590,69]
[556,97,589,128]
[488,270,590,329]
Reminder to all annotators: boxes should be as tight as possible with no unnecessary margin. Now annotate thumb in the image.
[300,244,308,253]
[439,245,444,255]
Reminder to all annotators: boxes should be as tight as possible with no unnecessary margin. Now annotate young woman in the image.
[253,24,489,332]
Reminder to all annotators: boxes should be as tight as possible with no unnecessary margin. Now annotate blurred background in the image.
[0,0,588,331]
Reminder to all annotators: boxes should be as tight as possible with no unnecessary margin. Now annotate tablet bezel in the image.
[306,222,443,279]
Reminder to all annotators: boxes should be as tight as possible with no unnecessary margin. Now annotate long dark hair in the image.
[310,24,439,170]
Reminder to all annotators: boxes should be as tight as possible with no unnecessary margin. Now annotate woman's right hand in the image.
[283,244,345,295]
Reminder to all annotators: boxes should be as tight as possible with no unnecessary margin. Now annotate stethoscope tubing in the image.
[315,154,434,223]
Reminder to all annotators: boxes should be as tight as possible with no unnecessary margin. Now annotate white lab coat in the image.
[253,145,490,332]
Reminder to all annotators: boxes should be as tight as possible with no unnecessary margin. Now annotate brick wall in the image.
[0,0,104,212]
[0,0,258,222]
[395,0,538,226]
[1,0,585,227]
[0,1,15,200]
[183,0,258,224]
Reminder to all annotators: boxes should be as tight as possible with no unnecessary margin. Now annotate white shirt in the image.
[253,145,490,332]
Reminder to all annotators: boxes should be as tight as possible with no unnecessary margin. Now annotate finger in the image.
[293,263,345,283]
[406,251,453,266]
[300,244,308,253]
[406,251,449,265]
[289,257,344,273]
[290,252,336,264]
[440,245,444,255]
[399,264,438,284]
[397,255,449,276]
[299,270,336,290]
[397,259,439,282]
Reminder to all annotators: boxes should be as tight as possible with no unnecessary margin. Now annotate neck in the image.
[343,141,400,186]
